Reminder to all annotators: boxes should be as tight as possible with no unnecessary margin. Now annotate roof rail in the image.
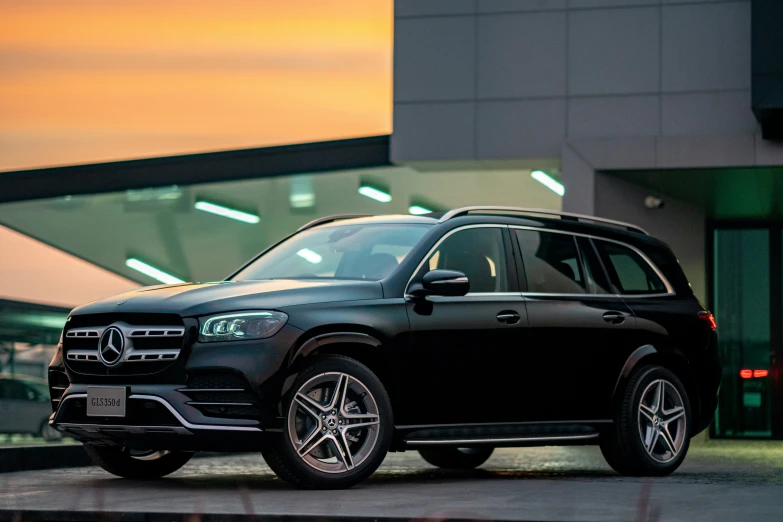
[297,214,371,232]
[438,206,648,235]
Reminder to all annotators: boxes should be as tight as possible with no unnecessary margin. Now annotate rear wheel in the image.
[262,355,392,489]
[419,447,493,470]
[84,445,193,479]
[600,365,691,476]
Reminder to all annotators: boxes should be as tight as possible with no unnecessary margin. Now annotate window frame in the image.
[509,225,675,298]
[592,238,674,297]
[404,224,519,296]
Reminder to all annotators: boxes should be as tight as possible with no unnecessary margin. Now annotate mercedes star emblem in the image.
[99,326,125,366]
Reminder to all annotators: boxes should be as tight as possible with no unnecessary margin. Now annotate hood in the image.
[70,279,384,318]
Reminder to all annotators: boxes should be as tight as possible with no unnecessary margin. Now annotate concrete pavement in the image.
[1,440,782,521]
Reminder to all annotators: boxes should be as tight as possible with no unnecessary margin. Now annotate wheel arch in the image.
[284,328,397,417]
[613,344,702,426]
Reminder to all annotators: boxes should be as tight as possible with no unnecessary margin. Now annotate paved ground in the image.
[1,439,783,521]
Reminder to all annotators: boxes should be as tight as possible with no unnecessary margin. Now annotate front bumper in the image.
[49,323,303,451]
[51,385,269,451]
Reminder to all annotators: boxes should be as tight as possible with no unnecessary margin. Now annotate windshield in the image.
[232,223,432,281]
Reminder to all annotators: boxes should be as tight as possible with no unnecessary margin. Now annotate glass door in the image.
[711,227,782,438]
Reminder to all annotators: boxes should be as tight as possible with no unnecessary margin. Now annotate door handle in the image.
[497,311,521,325]
[602,311,626,324]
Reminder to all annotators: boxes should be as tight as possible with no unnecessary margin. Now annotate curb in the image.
[0,511,506,522]
[0,445,91,473]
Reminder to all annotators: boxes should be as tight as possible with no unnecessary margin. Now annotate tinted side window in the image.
[594,240,667,295]
[576,237,611,295]
[423,227,509,293]
[516,230,586,294]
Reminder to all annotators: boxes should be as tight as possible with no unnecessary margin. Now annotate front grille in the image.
[63,314,186,376]
[182,371,260,420]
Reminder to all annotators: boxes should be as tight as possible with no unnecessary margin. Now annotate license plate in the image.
[87,387,127,417]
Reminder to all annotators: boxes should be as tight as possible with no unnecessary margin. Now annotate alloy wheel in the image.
[637,379,687,463]
[287,372,380,474]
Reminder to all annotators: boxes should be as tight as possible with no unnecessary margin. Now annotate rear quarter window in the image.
[594,240,669,295]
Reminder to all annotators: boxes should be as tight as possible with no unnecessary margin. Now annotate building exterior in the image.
[1,0,781,440]
[392,0,783,439]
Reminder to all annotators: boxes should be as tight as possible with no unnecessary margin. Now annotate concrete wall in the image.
[392,0,783,294]
[392,0,772,168]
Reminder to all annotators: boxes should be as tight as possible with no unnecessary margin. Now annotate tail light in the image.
[698,311,717,330]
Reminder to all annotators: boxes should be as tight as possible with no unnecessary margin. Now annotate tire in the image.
[40,420,63,443]
[419,447,493,470]
[84,445,193,479]
[261,355,392,489]
[600,365,691,477]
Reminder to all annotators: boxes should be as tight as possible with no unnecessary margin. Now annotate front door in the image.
[512,229,638,422]
[402,225,528,426]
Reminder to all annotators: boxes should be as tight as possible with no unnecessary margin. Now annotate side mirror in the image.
[416,269,470,297]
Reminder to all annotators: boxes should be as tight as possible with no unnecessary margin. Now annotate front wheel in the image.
[84,445,193,479]
[600,365,691,476]
[262,355,392,489]
[419,447,493,470]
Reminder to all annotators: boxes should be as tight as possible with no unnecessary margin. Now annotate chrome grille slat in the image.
[128,328,185,338]
[63,321,185,369]
[65,330,100,338]
[176,388,245,392]
[186,402,255,406]
[66,350,99,361]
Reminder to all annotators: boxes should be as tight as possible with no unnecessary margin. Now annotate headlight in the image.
[199,311,288,342]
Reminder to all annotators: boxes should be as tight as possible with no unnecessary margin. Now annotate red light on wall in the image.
[754,369,769,378]
[740,369,753,379]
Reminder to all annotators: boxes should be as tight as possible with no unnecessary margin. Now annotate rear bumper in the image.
[692,332,722,436]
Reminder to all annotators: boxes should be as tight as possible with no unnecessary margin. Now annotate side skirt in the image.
[392,420,611,451]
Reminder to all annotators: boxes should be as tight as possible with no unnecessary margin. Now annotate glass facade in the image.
[713,229,772,437]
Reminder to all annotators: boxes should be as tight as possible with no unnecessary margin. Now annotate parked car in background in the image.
[0,375,62,442]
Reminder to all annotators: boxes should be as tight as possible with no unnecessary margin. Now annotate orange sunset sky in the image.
[0,0,392,307]
[0,0,393,172]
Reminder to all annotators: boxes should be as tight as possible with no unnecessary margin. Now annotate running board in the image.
[403,433,599,447]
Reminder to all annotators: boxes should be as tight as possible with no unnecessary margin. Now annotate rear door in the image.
[512,228,638,422]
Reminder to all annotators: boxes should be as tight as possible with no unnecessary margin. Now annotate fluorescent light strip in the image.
[358,185,392,203]
[531,170,565,196]
[195,201,260,224]
[126,258,184,285]
[297,248,323,264]
[408,205,432,215]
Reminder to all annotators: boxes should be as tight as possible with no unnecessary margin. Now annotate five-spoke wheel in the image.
[262,355,392,489]
[637,379,687,463]
[289,372,381,473]
[600,365,691,476]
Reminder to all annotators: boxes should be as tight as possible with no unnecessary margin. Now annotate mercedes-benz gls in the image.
[49,206,721,489]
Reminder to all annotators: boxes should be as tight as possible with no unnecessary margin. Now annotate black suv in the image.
[49,206,720,489]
